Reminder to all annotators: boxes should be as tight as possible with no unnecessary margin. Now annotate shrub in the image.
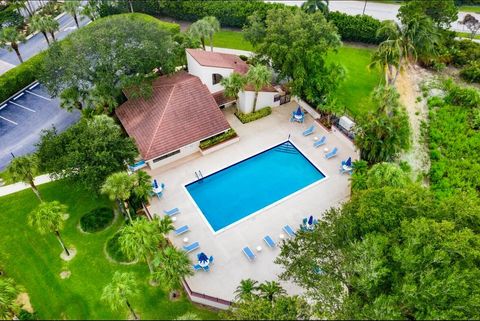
[460,62,480,83]
[235,107,272,124]
[443,81,480,109]
[328,12,385,44]
[79,207,115,232]
[106,232,134,263]
[199,128,237,150]
[451,39,480,67]
[0,51,45,103]
[18,309,38,320]
[239,54,249,61]
[472,108,480,130]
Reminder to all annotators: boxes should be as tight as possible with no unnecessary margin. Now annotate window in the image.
[274,94,281,102]
[212,73,223,85]
[152,149,180,163]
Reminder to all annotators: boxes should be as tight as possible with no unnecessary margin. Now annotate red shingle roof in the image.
[116,71,231,161]
[212,90,235,106]
[186,48,249,74]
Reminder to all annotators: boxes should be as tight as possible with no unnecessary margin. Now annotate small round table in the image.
[313,136,319,141]
[256,246,262,252]
[279,234,285,240]
[323,147,329,153]
[183,237,189,243]
[171,217,177,222]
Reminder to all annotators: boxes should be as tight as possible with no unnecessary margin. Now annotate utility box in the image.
[338,116,355,131]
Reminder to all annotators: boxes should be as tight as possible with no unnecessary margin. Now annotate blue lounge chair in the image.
[193,264,202,271]
[209,256,214,264]
[302,125,315,136]
[283,225,296,237]
[203,265,210,272]
[163,208,180,216]
[183,242,199,253]
[263,235,276,248]
[313,136,327,148]
[243,246,256,261]
[325,147,338,159]
[174,225,189,236]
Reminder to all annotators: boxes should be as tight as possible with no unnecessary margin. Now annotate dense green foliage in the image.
[36,115,138,193]
[328,12,385,44]
[460,61,480,82]
[0,181,218,319]
[199,129,237,150]
[0,51,45,103]
[40,13,180,110]
[235,108,272,124]
[106,232,134,263]
[276,185,480,319]
[428,81,480,197]
[79,207,115,233]
[0,5,24,29]
[398,0,458,28]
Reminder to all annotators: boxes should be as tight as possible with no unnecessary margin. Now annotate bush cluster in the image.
[328,12,385,44]
[235,107,272,124]
[0,5,24,29]
[106,232,133,263]
[79,207,115,233]
[460,61,480,83]
[199,128,237,150]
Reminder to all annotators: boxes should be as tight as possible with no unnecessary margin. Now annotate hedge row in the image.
[199,128,237,150]
[235,107,272,124]
[328,12,385,44]
[0,51,45,103]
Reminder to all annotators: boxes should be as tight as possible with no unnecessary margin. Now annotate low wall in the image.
[182,279,232,310]
[292,96,321,119]
[332,125,357,152]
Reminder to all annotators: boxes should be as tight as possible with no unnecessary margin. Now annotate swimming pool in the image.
[185,141,326,233]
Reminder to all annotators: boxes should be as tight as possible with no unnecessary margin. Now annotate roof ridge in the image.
[144,85,175,157]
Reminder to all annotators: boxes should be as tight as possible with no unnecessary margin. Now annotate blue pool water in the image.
[185,141,325,232]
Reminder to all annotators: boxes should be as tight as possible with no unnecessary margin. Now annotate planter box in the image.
[200,135,240,155]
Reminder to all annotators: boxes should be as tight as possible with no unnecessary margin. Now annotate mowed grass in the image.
[459,5,480,13]
[0,181,218,320]
[327,45,383,118]
[210,30,382,118]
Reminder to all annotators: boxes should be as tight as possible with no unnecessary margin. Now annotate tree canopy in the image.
[36,115,137,193]
[397,0,458,29]
[40,14,180,112]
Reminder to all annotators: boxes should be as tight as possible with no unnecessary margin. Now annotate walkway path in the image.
[0,174,53,197]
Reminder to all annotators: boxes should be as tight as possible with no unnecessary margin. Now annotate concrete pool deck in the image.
[146,101,359,304]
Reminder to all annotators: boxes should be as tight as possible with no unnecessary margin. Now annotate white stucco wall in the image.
[186,52,233,93]
[147,141,201,169]
[237,91,280,114]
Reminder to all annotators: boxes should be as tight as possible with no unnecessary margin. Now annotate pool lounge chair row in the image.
[163,207,200,253]
[301,126,339,159]
[243,225,297,262]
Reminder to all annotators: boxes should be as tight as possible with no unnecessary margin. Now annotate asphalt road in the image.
[267,0,480,33]
[0,13,90,73]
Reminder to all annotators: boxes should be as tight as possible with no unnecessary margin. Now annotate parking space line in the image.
[9,101,36,112]
[13,93,24,100]
[0,116,17,125]
[29,83,39,90]
[25,90,52,101]
[0,104,6,110]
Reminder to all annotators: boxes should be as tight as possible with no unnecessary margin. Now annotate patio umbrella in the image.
[308,215,314,226]
[153,179,158,189]
[295,106,303,116]
[345,157,352,167]
[198,252,209,263]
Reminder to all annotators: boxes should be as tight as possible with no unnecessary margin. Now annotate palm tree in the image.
[119,218,161,274]
[258,281,286,302]
[301,0,329,16]
[60,87,85,111]
[6,154,42,201]
[28,201,71,256]
[101,272,139,320]
[234,278,258,301]
[246,64,271,113]
[43,16,60,42]
[127,0,134,13]
[132,171,152,204]
[84,89,118,114]
[366,162,410,189]
[29,14,50,45]
[0,27,26,63]
[203,16,220,51]
[152,246,193,296]
[188,16,220,51]
[64,0,81,28]
[81,0,100,21]
[0,277,22,320]
[155,215,174,247]
[220,72,246,106]
[101,172,136,221]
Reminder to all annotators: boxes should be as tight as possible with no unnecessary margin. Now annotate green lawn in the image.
[459,5,480,13]
[210,30,382,119]
[0,181,218,320]
[212,30,254,51]
[327,45,383,118]
[456,31,480,40]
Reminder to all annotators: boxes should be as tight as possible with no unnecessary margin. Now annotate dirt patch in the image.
[16,293,33,313]
[60,270,71,279]
[60,247,77,261]
[395,65,432,183]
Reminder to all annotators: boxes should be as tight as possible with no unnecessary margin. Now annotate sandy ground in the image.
[396,66,432,183]
[16,292,33,313]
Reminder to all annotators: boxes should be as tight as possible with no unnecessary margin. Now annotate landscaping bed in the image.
[235,107,272,124]
[79,207,115,233]
[105,231,134,263]
[199,128,237,150]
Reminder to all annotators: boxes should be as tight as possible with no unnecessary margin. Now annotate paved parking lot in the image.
[0,83,81,170]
